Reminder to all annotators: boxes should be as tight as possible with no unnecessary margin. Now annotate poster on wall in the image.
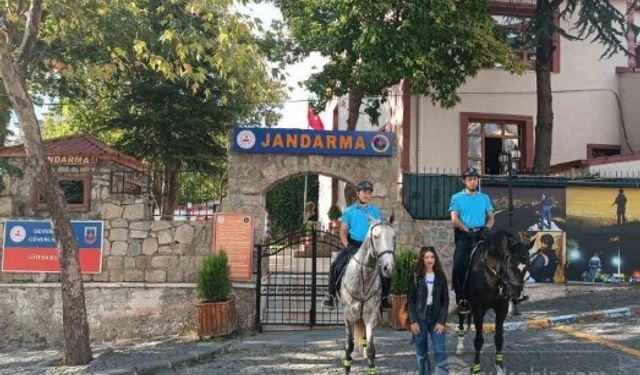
[212,213,254,281]
[565,187,640,283]
[2,220,103,274]
[519,231,567,284]
[482,186,566,233]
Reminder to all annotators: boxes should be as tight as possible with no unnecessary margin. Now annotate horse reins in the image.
[344,222,394,305]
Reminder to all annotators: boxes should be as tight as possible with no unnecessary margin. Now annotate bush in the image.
[391,246,418,295]
[197,251,232,303]
[328,205,342,221]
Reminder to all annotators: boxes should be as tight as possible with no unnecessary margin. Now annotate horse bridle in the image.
[353,222,395,268]
[481,248,523,297]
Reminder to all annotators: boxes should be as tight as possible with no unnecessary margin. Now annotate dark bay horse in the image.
[456,231,531,374]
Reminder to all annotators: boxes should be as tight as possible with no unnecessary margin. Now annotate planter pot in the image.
[196,296,236,339]
[390,294,410,330]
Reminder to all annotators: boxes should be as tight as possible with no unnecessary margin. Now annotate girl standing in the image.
[408,246,450,375]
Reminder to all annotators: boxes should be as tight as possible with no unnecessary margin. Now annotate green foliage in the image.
[266,175,319,238]
[178,171,227,205]
[327,205,342,221]
[0,159,23,192]
[35,0,285,171]
[197,251,232,303]
[391,246,418,295]
[272,0,519,124]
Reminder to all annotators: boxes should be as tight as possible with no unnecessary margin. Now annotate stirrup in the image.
[322,294,335,310]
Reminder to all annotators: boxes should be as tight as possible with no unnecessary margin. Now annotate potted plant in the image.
[327,205,342,229]
[300,220,315,245]
[390,246,418,330]
[196,251,236,338]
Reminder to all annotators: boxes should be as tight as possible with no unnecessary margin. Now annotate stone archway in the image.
[220,149,410,245]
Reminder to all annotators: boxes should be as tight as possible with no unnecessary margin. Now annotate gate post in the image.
[255,244,263,333]
[310,229,318,325]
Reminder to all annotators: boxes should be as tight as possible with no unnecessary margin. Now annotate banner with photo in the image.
[481,183,640,283]
[482,186,566,233]
[564,187,640,283]
[520,231,566,284]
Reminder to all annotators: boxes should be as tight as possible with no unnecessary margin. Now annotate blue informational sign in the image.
[2,220,103,273]
[232,127,394,157]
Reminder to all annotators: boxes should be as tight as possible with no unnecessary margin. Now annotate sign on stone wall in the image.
[2,220,104,273]
[47,155,98,166]
[212,213,253,281]
[232,127,394,156]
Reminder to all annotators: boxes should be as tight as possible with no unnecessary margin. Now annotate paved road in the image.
[166,316,640,375]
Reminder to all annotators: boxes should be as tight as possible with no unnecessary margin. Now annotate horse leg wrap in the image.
[343,359,352,368]
[367,367,377,375]
[471,362,482,374]
[457,329,466,338]
[495,352,504,365]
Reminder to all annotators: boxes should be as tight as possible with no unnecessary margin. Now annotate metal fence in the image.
[403,171,640,220]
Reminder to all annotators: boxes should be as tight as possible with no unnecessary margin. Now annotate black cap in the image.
[462,167,480,178]
[356,180,374,192]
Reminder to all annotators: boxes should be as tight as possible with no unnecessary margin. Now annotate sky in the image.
[236,2,327,129]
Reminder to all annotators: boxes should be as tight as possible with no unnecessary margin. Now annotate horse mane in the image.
[484,231,512,257]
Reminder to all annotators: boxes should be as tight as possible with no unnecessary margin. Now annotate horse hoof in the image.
[496,364,506,375]
[471,362,481,374]
[495,352,505,366]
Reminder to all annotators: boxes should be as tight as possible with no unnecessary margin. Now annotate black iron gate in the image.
[255,228,344,331]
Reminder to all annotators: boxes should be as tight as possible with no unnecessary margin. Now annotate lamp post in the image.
[498,147,522,231]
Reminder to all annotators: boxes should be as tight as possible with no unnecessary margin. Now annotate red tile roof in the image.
[551,152,640,172]
[0,133,148,171]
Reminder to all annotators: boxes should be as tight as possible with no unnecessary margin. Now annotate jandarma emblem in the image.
[371,134,390,153]
[236,130,256,149]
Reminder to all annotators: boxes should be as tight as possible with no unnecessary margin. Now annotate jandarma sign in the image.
[47,155,98,166]
[232,128,394,156]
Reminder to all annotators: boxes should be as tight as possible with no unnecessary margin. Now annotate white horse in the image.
[339,217,396,374]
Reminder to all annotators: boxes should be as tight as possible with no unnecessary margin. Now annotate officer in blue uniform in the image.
[449,167,494,314]
[322,180,391,310]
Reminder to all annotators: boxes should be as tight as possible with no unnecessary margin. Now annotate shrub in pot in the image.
[390,246,418,330]
[196,250,236,338]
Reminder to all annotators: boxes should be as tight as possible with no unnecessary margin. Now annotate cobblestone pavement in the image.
[166,316,640,375]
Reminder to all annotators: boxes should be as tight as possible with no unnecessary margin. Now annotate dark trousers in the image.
[452,230,483,302]
[617,210,626,225]
[327,240,391,298]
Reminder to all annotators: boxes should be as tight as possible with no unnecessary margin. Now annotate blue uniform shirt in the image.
[341,203,382,242]
[448,190,494,229]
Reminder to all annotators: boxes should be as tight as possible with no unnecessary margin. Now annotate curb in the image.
[90,341,236,375]
[446,305,639,334]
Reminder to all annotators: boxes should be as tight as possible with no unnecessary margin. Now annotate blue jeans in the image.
[414,319,448,375]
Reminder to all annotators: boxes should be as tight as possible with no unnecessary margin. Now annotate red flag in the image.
[307,104,325,130]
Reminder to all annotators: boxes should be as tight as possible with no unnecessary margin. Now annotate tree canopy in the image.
[272,0,519,128]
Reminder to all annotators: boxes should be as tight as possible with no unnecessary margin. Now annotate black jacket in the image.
[408,272,449,325]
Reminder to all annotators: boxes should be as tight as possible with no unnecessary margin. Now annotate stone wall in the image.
[0,282,255,349]
[0,200,207,283]
[0,159,148,220]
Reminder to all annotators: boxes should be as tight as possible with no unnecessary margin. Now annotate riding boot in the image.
[380,275,392,310]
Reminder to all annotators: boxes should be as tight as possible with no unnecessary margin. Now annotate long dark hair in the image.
[416,246,447,283]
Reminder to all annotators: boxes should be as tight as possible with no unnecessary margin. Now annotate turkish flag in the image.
[307,105,325,130]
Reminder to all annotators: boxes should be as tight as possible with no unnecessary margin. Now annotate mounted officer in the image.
[449,167,494,314]
[321,180,392,310]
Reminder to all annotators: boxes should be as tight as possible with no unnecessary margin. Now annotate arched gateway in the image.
[218,127,416,329]
[220,128,408,244]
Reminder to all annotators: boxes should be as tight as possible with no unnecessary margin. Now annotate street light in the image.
[498,146,522,231]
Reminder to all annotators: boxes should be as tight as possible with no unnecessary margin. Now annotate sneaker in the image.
[322,294,335,310]
[517,294,530,303]
[381,297,392,311]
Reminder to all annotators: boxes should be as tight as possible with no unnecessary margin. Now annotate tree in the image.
[36,0,284,218]
[0,84,11,146]
[0,0,92,365]
[272,0,519,129]
[531,0,637,174]
[266,175,319,238]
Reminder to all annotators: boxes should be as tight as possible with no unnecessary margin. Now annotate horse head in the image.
[366,214,396,278]
[485,231,531,301]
